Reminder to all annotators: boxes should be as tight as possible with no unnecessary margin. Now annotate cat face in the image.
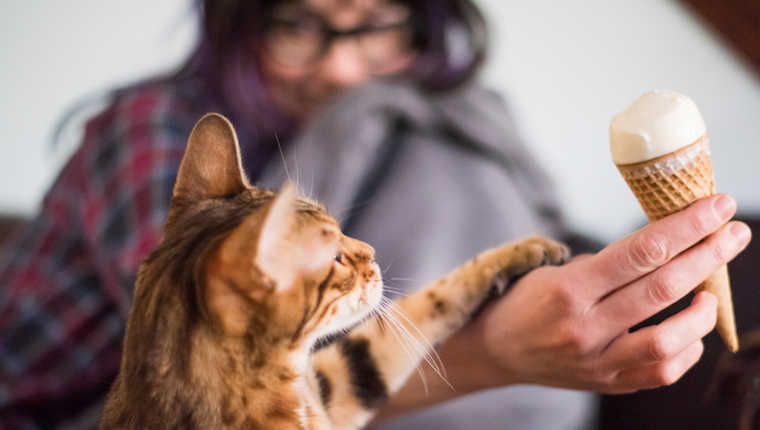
[168,113,383,349]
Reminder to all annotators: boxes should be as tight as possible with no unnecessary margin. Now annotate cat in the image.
[100,113,569,429]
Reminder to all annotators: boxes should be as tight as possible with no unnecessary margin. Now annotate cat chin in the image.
[310,303,380,346]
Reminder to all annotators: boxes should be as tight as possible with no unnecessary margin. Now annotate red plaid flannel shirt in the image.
[0,78,217,428]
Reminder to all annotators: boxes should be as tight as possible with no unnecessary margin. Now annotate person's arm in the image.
[0,95,195,427]
[375,194,750,419]
[78,107,191,316]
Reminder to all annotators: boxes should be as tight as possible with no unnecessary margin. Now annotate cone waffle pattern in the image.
[617,135,739,352]
[617,136,714,222]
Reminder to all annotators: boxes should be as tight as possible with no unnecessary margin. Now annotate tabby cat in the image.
[100,113,569,429]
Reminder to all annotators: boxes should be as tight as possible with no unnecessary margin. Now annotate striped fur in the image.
[101,114,568,429]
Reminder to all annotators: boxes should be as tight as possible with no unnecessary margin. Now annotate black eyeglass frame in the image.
[261,16,416,68]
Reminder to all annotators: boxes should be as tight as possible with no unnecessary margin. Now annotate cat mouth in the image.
[361,278,384,309]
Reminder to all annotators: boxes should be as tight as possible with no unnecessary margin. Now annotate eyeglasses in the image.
[261,9,415,69]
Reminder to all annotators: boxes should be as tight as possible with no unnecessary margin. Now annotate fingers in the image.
[598,220,750,332]
[597,292,716,393]
[584,194,737,300]
[605,340,705,394]
[601,291,716,371]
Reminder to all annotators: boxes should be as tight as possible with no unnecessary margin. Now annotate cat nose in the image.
[357,241,376,264]
[364,246,377,264]
[345,236,376,263]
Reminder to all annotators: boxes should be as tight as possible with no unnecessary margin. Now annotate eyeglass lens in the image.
[262,3,414,69]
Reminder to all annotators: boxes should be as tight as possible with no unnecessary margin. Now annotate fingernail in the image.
[714,195,736,220]
[730,222,751,246]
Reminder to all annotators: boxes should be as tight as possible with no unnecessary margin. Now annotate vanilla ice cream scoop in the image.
[610,90,706,165]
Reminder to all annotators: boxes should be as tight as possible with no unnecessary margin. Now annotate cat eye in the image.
[335,252,345,264]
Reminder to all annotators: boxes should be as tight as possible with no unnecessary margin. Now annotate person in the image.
[0,0,750,428]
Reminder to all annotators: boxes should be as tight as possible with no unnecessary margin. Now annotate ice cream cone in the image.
[617,135,739,352]
[695,265,738,352]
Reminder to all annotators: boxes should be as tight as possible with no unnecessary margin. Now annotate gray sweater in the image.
[262,80,597,430]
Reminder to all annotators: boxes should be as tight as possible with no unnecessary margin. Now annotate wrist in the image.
[436,317,521,393]
[375,313,522,422]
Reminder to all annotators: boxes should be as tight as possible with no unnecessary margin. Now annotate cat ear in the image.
[173,113,249,202]
[256,184,300,290]
[205,185,299,312]
[256,184,339,291]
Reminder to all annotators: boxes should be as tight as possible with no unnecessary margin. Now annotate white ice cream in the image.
[609,90,706,165]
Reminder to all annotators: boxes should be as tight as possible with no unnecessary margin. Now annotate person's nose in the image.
[318,39,369,88]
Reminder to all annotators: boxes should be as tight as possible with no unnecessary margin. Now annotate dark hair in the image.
[180,0,488,142]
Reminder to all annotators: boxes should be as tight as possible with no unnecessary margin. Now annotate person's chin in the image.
[292,97,329,121]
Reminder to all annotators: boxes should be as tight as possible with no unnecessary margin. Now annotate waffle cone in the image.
[616,135,739,352]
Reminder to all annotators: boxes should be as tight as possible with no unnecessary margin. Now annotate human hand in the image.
[451,194,751,394]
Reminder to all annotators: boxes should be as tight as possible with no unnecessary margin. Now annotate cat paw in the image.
[490,236,569,295]
[521,236,570,268]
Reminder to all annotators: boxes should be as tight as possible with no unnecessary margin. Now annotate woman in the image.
[0,0,749,428]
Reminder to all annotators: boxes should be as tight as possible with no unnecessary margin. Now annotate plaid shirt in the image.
[0,78,218,428]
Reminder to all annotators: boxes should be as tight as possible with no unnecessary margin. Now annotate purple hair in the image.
[174,0,488,156]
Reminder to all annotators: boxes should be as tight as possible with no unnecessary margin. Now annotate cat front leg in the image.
[313,236,568,429]
[370,236,570,377]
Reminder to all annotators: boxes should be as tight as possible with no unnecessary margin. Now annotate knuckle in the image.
[629,233,670,272]
[654,361,682,387]
[560,322,596,357]
[568,330,589,355]
[646,328,678,362]
[589,359,615,386]
[598,373,629,394]
[689,340,705,360]
[700,305,718,331]
[692,341,706,363]
[706,231,735,263]
[645,270,685,306]
[550,282,576,309]
[688,207,715,238]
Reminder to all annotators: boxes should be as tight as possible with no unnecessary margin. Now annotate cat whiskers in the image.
[382,259,394,275]
[368,300,428,391]
[381,286,410,299]
[389,277,424,286]
[291,146,309,199]
[307,167,315,200]
[383,299,448,381]
[275,133,291,183]
[334,200,373,226]
[372,297,452,393]
[275,134,314,200]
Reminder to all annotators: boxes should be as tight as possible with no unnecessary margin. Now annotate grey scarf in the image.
[260,79,596,430]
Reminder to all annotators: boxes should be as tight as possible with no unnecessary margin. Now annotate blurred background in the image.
[1,0,759,244]
[2,1,760,428]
